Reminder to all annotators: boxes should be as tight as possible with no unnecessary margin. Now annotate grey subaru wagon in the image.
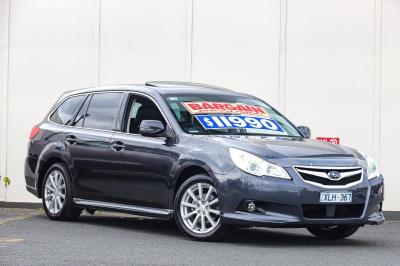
[25,81,384,241]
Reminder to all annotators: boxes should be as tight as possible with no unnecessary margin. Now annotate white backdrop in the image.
[0,0,399,211]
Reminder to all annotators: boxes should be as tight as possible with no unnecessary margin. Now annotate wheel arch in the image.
[37,156,70,198]
[172,164,213,204]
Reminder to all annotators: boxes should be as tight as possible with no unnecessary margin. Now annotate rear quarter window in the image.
[50,95,85,125]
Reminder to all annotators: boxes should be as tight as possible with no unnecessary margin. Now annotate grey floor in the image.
[0,208,399,266]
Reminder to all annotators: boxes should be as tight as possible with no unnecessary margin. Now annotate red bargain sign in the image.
[182,101,270,118]
[316,137,340,145]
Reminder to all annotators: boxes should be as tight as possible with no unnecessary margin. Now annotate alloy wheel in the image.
[44,169,66,215]
[179,182,220,234]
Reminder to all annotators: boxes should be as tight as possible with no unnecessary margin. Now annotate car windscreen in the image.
[163,94,301,137]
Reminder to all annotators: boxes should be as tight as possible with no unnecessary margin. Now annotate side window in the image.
[126,96,166,134]
[72,95,91,127]
[83,93,124,130]
[50,95,85,125]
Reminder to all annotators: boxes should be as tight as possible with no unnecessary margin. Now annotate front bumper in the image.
[216,168,384,227]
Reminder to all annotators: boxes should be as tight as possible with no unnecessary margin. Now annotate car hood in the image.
[194,135,359,161]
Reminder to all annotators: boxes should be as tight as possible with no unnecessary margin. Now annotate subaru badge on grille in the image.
[327,171,341,180]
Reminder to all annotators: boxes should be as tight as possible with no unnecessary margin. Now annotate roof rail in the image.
[145,81,232,91]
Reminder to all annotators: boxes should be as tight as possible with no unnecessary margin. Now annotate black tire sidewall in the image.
[42,163,77,220]
[174,174,224,241]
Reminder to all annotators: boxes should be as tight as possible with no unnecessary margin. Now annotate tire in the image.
[307,225,360,240]
[42,163,81,221]
[174,175,228,241]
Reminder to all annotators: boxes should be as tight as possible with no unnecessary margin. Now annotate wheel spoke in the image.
[58,193,65,200]
[57,172,62,186]
[54,199,58,213]
[207,198,219,206]
[200,215,206,232]
[49,198,55,212]
[187,189,199,203]
[204,186,213,201]
[181,201,197,208]
[191,214,200,230]
[50,174,57,189]
[59,184,65,190]
[56,196,63,209]
[209,209,220,215]
[183,210,197,220]
[198,183,203,200]
[205,213,216,226]
[54,173,59,188]
[45,185,55,192]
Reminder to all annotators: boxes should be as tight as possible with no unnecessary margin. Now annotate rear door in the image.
[66,92,125,202]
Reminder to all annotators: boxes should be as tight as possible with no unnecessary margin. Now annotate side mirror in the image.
[297,126,311,138]
[139,120,165,137]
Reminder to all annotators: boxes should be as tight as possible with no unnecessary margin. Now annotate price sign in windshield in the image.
[195,115,286,133]
[183,101,270,118]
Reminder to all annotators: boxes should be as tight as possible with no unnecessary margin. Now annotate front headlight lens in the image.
[360,152,380,180]
[229,148,291,179]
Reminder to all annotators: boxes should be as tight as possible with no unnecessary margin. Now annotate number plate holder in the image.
[320,192,352,203]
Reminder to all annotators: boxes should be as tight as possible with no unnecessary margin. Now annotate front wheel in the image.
[174,175,228,241]
[42,163,81,221]
[307,225,360,240]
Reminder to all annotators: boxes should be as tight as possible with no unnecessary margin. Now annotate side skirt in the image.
[73,198,174,219]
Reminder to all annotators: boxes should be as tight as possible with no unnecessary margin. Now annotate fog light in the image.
[247,201,256,212]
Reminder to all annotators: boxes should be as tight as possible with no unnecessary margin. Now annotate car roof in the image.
[61,81,253,99]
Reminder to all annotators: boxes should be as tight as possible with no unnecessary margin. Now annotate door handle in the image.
[65,135,77,145]
[111,141,125,152]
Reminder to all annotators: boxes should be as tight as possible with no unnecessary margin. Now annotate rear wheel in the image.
[42,163,81,221]
[307,225,360,239]
[174,175,228,241]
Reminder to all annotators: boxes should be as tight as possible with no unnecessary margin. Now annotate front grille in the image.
[294,166,363,187]
[302,204,364,219]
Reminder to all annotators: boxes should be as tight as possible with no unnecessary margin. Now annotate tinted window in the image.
[84,93,124,130]
[126,96,166,134]
[72,95,91,127]
[50,95,85,125]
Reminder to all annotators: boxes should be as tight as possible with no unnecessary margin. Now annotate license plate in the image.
[320,192,352,203]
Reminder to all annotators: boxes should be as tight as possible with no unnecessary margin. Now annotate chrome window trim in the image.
[48,93,88,126]
[122,91,173,134]
[293,165,364,189]
[46,90,174,139]
[47,91,126,132]
[73,198,173,216]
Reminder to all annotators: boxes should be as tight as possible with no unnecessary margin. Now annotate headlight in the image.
[229,148,291,179]
[360,152,380,180]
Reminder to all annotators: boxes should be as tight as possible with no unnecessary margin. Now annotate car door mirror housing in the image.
[139,120,165,137]
[297,126,311,138]
[165,125,176,140]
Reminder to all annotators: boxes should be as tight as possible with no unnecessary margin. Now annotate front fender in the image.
[172,136,235,175]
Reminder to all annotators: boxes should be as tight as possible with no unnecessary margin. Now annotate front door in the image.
[107,95,172,209]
